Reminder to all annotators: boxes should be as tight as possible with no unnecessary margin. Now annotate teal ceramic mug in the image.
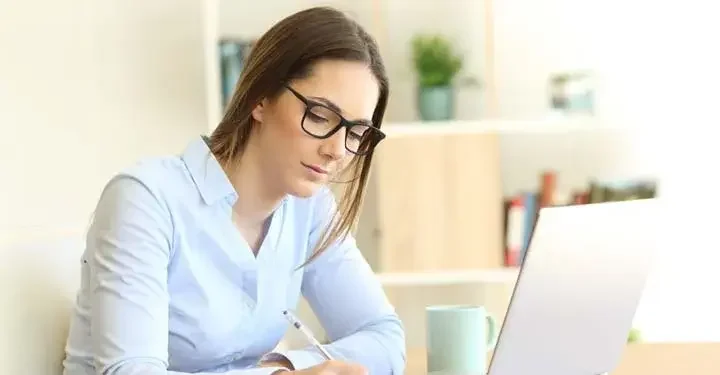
[426,305,499,375]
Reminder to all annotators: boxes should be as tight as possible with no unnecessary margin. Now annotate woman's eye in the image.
[307,112,328,123]
[348,125,369,140]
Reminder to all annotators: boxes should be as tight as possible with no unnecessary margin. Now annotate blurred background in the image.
[1,0,718,373]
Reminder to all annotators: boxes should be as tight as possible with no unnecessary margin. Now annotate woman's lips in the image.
[302,163,329,175]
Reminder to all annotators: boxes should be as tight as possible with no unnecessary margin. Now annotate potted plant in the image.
[627,327,642,343]
[412,33,463,121]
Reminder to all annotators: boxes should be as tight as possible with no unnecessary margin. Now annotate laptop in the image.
[487,198,660,375]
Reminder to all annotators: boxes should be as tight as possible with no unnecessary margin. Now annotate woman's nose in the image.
[321,128,347,160]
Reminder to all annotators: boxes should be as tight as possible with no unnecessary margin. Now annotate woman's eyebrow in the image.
[309,95,373,126]
[308,95,342,113]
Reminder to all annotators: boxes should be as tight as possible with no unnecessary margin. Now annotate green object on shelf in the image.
[417,85,454,121]
[412,34,462,87]
[412,34,462,121]
[627,327,642,343]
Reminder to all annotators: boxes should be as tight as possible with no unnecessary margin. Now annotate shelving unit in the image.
[382,116,608,137]
[203,0,665,353]
[351,117,638,275]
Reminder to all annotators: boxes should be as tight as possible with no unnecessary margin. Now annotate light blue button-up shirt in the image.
[63,136,406,375]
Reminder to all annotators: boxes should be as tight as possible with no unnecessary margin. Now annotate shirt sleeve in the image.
[281,188,407,374]
[87,175,290,375]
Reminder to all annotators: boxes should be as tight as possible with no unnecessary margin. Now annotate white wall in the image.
[0,0,210,369]
[0,0,209,244]
[610,3,720,342]
[218,0,346,39]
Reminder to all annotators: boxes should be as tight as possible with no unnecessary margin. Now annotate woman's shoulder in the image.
[98,154,195,212]
[121,155,190,190]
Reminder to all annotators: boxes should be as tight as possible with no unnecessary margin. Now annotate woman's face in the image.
[250,59,380,198]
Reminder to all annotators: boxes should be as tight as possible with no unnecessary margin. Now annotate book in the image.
[218,38,255,110]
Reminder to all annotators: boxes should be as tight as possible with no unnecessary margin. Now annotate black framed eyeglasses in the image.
[285,85,385,156]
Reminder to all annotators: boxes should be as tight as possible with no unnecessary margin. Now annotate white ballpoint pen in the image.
[282,310,335,360]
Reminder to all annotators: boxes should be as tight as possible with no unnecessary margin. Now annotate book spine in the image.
[520,192,537,263]
[539,170,557,207]
[505,196,525,267]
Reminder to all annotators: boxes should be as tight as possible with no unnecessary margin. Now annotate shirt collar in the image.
[181,135,237,206]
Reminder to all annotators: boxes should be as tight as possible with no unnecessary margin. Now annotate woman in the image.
[62,6,405,375]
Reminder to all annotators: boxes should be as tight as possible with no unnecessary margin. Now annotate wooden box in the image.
[351,131,504,273]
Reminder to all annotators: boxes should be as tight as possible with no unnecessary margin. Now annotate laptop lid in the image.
[487,198,660,375]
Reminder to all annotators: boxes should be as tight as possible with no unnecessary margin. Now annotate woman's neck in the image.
[223,140,285,228]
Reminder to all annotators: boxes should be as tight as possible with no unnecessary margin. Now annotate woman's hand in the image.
[259,357,294,370]
[275,360,369,375]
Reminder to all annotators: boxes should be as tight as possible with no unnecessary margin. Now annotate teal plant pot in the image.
[417,85,455,121]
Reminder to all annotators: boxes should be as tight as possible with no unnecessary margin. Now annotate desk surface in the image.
[406,343,720,375]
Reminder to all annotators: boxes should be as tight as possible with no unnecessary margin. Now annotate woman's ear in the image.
[251,98,268,123]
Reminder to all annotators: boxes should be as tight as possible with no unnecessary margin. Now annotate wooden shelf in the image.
[382,117,610,138]
[377,268,519,286]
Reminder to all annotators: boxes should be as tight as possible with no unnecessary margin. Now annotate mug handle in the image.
[486,315,498,350]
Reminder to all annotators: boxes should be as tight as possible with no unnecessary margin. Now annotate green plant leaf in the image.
[627,328,642,343]
[412,33,464,87]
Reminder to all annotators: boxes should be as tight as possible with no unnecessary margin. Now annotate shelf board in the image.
[376,268,519,286]
[381,116,614,137]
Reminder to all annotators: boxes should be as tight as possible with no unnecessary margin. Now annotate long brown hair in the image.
[208,6,389,265]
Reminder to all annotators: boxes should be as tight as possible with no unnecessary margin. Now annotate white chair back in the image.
[0,234,83,375]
